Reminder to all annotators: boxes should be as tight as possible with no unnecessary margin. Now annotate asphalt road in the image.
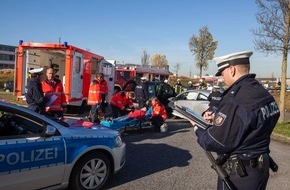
[101,119,290,190]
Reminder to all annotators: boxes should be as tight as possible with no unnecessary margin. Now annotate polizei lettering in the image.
[0,148,58,166]
[261,101,280,120]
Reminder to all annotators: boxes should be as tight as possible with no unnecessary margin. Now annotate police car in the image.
[0,101,126,190]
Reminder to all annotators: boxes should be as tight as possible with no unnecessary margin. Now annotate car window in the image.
[197,93,208,101]
[176,92,187,100]
[0,110,44,139]
[187,92,198,100]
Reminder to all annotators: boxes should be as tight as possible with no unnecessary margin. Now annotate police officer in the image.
[134,77,148,109]
[25,68,50,115]
[207,85,223,112]
[196,51,280,190]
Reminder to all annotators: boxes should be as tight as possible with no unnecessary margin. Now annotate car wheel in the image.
[69,152,111,190]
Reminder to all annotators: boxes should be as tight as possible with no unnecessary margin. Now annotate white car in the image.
[0,101,126,190]
[169,89,210,118]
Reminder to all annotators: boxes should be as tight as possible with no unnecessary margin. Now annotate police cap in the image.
[214,51,253,76]
[29,67,44,75]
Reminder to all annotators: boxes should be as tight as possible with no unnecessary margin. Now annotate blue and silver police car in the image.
[0,101,126,190]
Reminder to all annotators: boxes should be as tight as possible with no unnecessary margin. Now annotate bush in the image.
[0,69,14,90]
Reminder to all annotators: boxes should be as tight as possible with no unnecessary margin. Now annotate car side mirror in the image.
[44,125,56,137]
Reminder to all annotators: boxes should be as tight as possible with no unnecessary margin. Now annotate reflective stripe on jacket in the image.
[88,78,108,105]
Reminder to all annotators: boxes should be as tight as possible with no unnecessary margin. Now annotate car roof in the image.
[181,89,211,96]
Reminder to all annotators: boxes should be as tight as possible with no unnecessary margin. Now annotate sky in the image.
[1,0,287,78]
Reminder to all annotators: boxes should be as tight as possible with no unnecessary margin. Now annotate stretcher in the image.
[100,109,149,132]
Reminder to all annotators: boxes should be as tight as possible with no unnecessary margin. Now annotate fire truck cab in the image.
[15,41,115,113]
[114,67,136,92]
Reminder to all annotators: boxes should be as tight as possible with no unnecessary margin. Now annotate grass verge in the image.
[274,122,290,137]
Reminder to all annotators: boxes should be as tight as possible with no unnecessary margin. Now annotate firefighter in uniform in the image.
[174,78,184,94]
[110,91,135,118]
[25,68,49,115]
[134,77,148,109]
[88,73,108,123]
[196,51,280,190]
[42,68,67,118]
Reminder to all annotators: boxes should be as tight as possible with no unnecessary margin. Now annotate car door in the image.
[71,51,84,99]
[0,107,66,190]
[175,91,209,115]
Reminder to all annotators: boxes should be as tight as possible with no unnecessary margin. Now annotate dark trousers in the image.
[89,104,101,123]
[46,111,64,118]
[151,115,164,132]
[111,104,126,119]
[28,104,45,115]
[217,165,269,190]
[136,98,146,109]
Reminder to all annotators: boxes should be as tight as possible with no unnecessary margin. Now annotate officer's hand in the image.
[203,111,214,123]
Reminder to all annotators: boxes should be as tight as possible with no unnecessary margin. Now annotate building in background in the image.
[0,44,16,69]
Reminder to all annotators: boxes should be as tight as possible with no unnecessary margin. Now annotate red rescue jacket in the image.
[110,91,133,110]
[88,78,108,105]
[152,101,167,121]
[42,79,66,112]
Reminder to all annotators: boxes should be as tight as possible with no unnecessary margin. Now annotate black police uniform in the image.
[134,81,148,109]
[195,74,280,190]
[25,78,49,115]
[207,90,222,111]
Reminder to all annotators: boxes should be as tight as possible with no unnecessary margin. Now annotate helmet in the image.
[188,81,192,84]
[177,78,181,82]
[164,79,168,83]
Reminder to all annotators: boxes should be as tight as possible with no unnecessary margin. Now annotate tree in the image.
[252,0,290,122]
[141,50,150,66]
[173,63,181,76]
[189,26,218,78]
[151,54,168,68]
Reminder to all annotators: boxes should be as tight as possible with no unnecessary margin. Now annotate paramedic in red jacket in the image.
[110,91,135,118]
[88,73,108,123]
[41,68,67,118]
[147,97,167,132]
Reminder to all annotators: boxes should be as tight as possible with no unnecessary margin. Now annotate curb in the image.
[271,132,290,145]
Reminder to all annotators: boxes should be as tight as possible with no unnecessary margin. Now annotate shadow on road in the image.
[102,119,193,189]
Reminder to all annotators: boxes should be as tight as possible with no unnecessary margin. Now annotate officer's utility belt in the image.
[224,154,278,177]
[229,155,258,166]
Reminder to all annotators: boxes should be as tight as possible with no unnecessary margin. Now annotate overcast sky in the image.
[1,0,287,78]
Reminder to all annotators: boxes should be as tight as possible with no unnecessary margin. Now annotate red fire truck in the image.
[114,65,170,91]
[14,41,115,113]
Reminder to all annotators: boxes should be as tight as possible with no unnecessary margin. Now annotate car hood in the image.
[60,118,119,136]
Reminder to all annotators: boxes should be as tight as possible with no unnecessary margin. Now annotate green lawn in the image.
[274,122,290,137]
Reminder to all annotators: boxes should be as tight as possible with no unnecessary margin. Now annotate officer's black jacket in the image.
[134,82,148,100]
[25,78,49,108]
[196,74,280,158]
